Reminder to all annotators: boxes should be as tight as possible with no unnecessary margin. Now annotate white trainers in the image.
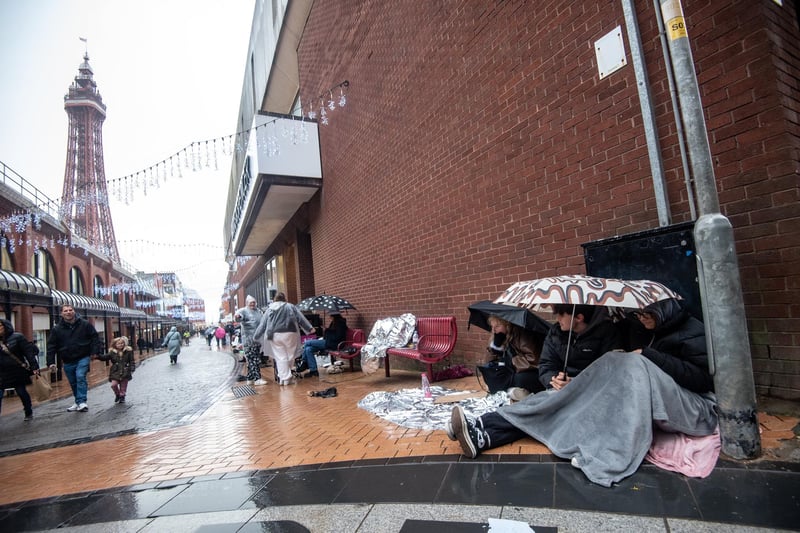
[66,403,80,412]
[253,379,268,386]
[78,403,88,412]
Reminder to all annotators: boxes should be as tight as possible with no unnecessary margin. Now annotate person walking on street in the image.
[204,325,215,349]
[214,323,226,349]
[162,326,182,364]
[254,292,314,386]
[46,304,101,412]
[0,319,40,421]
[234,295,265,385]
[97,336,136,404]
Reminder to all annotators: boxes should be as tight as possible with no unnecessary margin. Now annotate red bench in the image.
[327,328,366,371]
[385,316,458,382]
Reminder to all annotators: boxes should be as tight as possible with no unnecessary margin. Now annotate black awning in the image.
[51,289,120,316]
[0,268,52,307]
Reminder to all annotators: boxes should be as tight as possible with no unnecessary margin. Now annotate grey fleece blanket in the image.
[498,351,718,487]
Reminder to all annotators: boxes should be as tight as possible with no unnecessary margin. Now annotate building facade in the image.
[224,1,800,399]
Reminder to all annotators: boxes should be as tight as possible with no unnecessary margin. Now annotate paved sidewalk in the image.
[0,340,798,531]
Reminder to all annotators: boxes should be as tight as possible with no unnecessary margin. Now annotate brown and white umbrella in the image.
[494,274,682,311]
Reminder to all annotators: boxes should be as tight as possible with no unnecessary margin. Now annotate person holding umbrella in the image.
[298,310,348,378]
[538,303,623,391]
[446,297,717,488]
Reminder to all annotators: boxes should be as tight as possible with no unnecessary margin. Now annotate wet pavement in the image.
[0,339,798,532]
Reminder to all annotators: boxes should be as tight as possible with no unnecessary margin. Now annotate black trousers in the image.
[480,411,527,450]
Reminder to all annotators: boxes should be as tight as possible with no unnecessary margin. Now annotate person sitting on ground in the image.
[537,303,622,391]
[447,297,717,487]
[484,315,544,399]
[299,311,348,377]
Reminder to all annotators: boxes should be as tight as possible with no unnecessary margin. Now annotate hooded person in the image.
[0,318,40,420]
[234,295,265,385]
[254,292,314,386]
[162,326,182,364]
[97,336,136,403]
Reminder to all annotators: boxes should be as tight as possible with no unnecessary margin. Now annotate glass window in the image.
[69,266,85,294]
[94,275,104,298]
[31,249,56,286]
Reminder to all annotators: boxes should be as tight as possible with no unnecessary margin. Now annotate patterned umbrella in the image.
[297,294,356,313]
[495,275,682,374]
[494,275,682,311]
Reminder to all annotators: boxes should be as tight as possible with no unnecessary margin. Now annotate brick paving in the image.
[0,339,797,507]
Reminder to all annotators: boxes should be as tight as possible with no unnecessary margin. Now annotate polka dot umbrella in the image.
[297,294,356,313]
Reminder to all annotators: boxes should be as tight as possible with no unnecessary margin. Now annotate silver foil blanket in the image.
[357,385,509,431]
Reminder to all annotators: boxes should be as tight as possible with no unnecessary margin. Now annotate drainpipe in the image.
[621,0,671,226]
[659,0,760,459]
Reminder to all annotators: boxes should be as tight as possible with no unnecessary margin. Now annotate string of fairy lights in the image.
[1,81,350,303]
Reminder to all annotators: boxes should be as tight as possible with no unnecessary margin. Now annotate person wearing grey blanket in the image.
[448,298,717,487]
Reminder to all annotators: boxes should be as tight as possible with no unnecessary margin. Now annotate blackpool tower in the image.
[61,52,119,262]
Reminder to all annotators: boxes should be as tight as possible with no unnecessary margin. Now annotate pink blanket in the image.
[645,426,720,478]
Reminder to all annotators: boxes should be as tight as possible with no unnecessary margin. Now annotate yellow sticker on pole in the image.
[667,17,687,40]
[661,0,688,41]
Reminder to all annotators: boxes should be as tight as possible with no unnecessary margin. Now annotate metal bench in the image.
[384,316,458,382]
[327,328,366,371]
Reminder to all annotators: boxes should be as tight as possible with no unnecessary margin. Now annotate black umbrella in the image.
[298,294,356,313]
[467,300,550,334]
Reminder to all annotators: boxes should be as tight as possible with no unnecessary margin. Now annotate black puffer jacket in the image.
[0,319,39,388]
[538,315,623,388]
[627,298,713,394]
[46,314,101,365]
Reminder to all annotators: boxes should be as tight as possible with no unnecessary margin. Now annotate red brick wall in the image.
[294,0,800,398]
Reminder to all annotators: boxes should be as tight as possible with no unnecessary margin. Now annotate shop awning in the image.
[119,307,147,320]
[51,289,120,316]
[0,269,52,307]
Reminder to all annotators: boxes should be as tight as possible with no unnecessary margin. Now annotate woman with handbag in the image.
[97,337,136,404]
[0,318,40,421]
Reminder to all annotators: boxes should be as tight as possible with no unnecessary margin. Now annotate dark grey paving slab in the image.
[63,485,186,525]
[248,468,356,507]
[334,463,450,504]
[436,462,554,507]
[553,463,702,519]
[689,467,800,530]
[152,476,269,516]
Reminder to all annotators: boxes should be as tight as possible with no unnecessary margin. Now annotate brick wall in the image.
[293,1,800,398]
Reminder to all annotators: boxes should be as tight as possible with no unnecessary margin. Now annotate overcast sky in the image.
[0,0,255,317]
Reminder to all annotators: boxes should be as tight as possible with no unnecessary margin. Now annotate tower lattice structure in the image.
[61,52,119,262]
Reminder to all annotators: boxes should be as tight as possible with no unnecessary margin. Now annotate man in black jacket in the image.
[537,304,622,390]
[47,305,101,412]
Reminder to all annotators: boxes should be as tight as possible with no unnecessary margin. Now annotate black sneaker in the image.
[24,413,33,421]
[114,394,121,403]
[118,396,126,404]
[450,406,488,459]
[307,370,319,378]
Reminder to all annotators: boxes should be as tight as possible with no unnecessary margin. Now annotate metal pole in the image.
[659,0,760,459]
[621,0,671,226]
